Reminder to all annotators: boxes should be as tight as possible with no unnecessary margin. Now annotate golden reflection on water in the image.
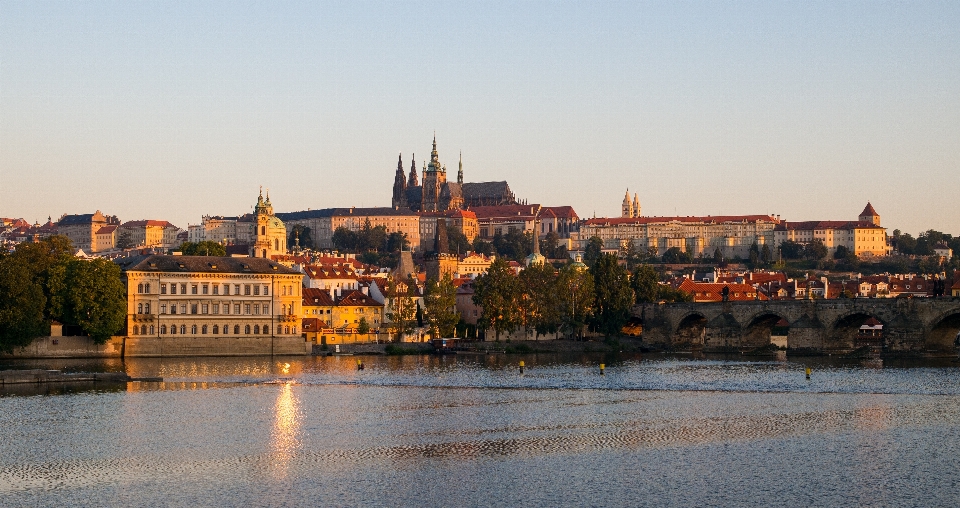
[270,382,302,478]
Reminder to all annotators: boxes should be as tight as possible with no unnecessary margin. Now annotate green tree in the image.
[760,244,772,264]
[357,317,370,334]
[584,236,604,266]
[555,264,594,340]
[589,253,634,336]
[834,245,850,260]
[446,225,470,255]
[424,274,459,338]
[630,264,661,303]
[540,231,561,259]
[10,235,74,321]
[662,247,692,264]
[288,225,313,250]
[620,241,646,271]
[60,259,127,343]
[385,276,417,341]
[804,239,828,261]
[779,240,804,260]
[473,257,521,340]
[518,262,560,337]
[471,237,495,256]
[332,226,359,251]
[713,247,723,264]
[386,231,409,253]
[180,241,226,256]
[0,253,48,353]
[115,231,136,250]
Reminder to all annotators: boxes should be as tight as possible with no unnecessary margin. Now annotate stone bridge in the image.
[634,298,960,356]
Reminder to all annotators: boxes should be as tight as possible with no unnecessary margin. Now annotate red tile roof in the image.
[302,287,335,307]
[584,215,779,226]
[678,279,767,302]
[541,206,579,219]
[860,202,878,217]
[775,221,884,231]
[96,225,118,234]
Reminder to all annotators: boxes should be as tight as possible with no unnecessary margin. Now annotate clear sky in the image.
[2,1,958,235]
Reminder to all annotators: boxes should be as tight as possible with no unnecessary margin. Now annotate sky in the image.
[2,1,959,236]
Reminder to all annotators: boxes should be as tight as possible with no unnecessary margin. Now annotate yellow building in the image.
[301,286,384,345]
[773,203,890,258]
[118,220,181,250]
[117,255,305,350]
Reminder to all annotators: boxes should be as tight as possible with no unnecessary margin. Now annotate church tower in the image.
[632,193,641,217]
[457,152,464,185]
[622,190,633,218]
[422,134,447,212]
[392,153,407,208]
[408,154,418,187]
[252,189,286,259]
[859,202,880,226]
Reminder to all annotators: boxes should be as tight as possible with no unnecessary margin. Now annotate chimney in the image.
[361,286,369,296]
[329,287,335,300]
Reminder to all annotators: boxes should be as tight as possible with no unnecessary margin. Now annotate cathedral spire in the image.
[393,152,408,208]
[457,151,463,184]
[408,154,418,187]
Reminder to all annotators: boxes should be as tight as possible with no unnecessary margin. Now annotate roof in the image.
[541,206,579,219]
[303,264,358,280]
[301,318,322,331]
[114,254,299,274]
[860,202,879,217]
[462,181,513,200]
[302,287,335,307]
[337,289,381,307]
[58,213,100,226]
[276,207,418,221]
[583,215,779,226]
[678,279,767,302]
[96,225,118,235]
[470,204,542,219]
[120,220,177,229]
[775,221,884,231]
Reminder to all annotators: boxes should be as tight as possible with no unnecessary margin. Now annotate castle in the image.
[392,135,519,212]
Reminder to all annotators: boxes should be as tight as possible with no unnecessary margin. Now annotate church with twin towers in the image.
[391,135,520,212]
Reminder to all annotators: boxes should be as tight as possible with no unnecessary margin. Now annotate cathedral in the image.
[392,135,519,212]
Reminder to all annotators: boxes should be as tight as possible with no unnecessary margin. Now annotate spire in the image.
[532,220,540,255]
[457,151,463,184]
[622,189,632,218]
[632,193,640,217]
[393,152,408,207]
[408,154,419,187]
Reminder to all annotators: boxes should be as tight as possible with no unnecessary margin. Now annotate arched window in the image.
[282,304,287,315]
[191,325,197,334]
[160,325,167,334]
[263,324,269,335]
[262,249,267,258]
[171,325,177,335]
[202,325,208,334]
[245,325,251,334]
[284,326,290,334]
[234,325,240,334]
[292,326,296,334]
[274,238,279,251]
[137,283,144,294]
[213,325,219,335]
[253,325,260,334]
[132,325,139,335]
[180,325,186,335]
[137,303,143,314]
[144,283,150,293]
[261,225,265,235]
[149,325,155,335]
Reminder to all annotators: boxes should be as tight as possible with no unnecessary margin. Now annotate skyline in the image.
[2,1,959,235]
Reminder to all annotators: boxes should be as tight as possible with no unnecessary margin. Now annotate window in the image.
[282,304,287,315]
[145,303,151,314]
[180,304,186,314]
[254,285,260,296]
[213,325,219,334]
[263,304,269,314]
[132,325,139,335]
[170,305,177,315]
[201,325,207,334]
[181,325,187,334]
[170,284,177,295]
[285,326,290,334]
[138,303,143,314]
[171,325,177,335]
[245,325,251,334]
[161,284,167,295]
[191,285,198,295]
[234,284,240,295]
[234,325,240,334]
[144,283,151,294]
[254,325,260,334]
[263,325,269,335]
[234,304,241,314]
[213,304,219,314]
[244,304,251,315]
[180,284,186,294]
[263,285,269,296]
[202,284,209,295]
[244,285,251,296]
[213,285,219,295]
[202,304,209,314]
[160,324,167,334]
[253,304,260,315]
[138,283,144,294]
[191,304,198,314]
[149,325,154,334]
[282,286,287,296]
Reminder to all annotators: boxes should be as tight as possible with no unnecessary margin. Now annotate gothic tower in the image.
[422,134,447,212]
[457,151,463,185]
[408,154,418,187]
[622,190,633,218]
[632,193,641,217]
[392,152,407,208]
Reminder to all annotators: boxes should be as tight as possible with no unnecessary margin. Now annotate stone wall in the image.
[123,336,310,357]
[0,336,123,359]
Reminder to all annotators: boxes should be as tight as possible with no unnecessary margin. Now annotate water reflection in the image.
[269,382,301,479]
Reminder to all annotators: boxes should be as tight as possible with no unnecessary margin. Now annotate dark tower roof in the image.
[408,154,418,187]
[860,202,878,217]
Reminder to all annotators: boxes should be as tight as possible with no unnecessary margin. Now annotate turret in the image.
[632,193,641,217]
[392,152,407,208]
[408,154,418,187]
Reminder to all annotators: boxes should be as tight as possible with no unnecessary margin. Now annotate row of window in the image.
[138,282,273,296]
[130,324,298,335]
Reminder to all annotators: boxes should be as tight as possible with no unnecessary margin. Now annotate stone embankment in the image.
[318,338,650,356]
[0,369,156,385]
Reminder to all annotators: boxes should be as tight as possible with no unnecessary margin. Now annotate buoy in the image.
[600,363,605,375]
[805,367,811,380]
[357,359,364,371]
[519,360,525,374]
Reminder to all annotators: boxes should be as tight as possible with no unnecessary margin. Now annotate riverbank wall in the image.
[123,336,311,357]
[0,336,124,359]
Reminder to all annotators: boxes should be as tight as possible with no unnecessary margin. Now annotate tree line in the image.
[0,236,127,353]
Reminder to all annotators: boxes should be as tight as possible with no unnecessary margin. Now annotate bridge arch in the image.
[742,312,791,349]
[675,312,708,346]
[829,311,886,351]
[926,310,960,352]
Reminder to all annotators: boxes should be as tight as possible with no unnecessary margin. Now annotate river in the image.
[2,353,960,507]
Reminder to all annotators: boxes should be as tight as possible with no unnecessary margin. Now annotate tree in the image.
[540,231,561,259]
[60,259,127,343]
[620,241,646,271]
[357,317,370,335]
[662,247,692,264]
[446,225,470,255]
[386,231,409,253]
[555,265,594,340]
[713,247,723,264]
[589,253,634,336]
[471,237,495,256]
[115,231,136,250]
[779,240,804,260]
[332,226,359,252]
[473,258,522,340]
[385,276,417,341]
[584,236,604,266]
[804,239,828,261]
[760,244,772,265]
[180,241,226,257]
[518,262,561,337]
[424,274,459,338]
[834,245,850,260]
[630,265,661,303]
[288,225,313,250]
[0,252,48,353]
